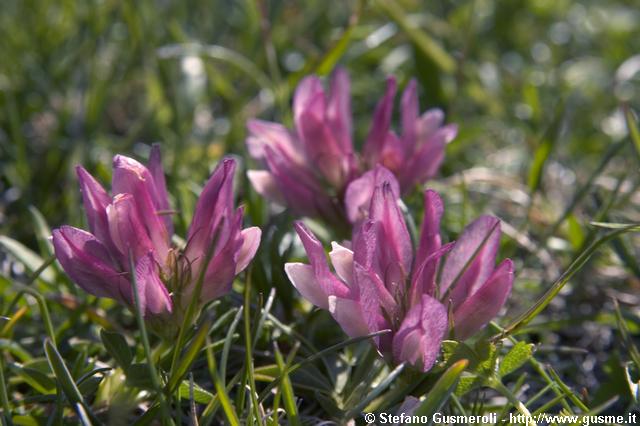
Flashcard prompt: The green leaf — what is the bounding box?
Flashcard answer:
[414,359,468,422]
[624,106,640,163]
[566,214,585,250]
[43,339,99,424]
[0,236,55,283]
[28,206,54,258]
[442,340,496,374]
[374,0,455,73]
[125,363,156,389]
[43,339,83,404]
[274,344,300,426]
[8,363,55,394]
[178,380,214,404]
[315,24,355,76]
[167,319,212,392]
[100,329,133,371]
[499,342,534,377]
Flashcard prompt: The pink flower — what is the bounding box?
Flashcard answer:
[284,172,513,371]
[52,146,261,329]
[246,69,457,227]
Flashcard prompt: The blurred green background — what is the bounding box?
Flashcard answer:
[2,0,638,239]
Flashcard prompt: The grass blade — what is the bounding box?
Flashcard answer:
[498,224,640,339]
[414,359,468,422]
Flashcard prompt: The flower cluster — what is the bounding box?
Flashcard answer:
[285,176,513,371]
[53,146,260,334]
[246,69,457,227]
[52,70,514,373]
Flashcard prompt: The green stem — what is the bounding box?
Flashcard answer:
[128,254,173,426]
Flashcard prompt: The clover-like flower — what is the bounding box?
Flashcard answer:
[285,173,512,371]
[246,69,457,228]
[52,146,261,334]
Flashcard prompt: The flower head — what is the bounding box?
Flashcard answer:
[284,172,512,371]
[247,69,457,228]
[53,146,261,334]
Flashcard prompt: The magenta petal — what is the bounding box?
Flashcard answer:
[246,119,303,164]
[364,76,397,165]
[344,165,400,224]
[284,263,329,309]
[379,132,405,173]
[352,220,383,275]
[415,190,444,268]
[294,77,350,188]
[293,76,325,127]
[235,227,261,274]
[247,170,285,205]
[417,109,445,140]
[440,215,501,309]
[397,129,447,193]
[401,79,419,153]
[369,183,412,274]
[198,218,244,303]
[326,68,353,152]
[453,259,514,340]
[263,146,337,221]
[328,296,369,337]
[293,222,350,299]
[392,294,447,372]
[76,167,113,249]
[186,158,235,263]
[354,263,397,330]
[106,194,156,264]
[112,155,169,262]
[409,242,454,306]
[134,253,172,316]
[148,144,173,236]
[52,226,129,302]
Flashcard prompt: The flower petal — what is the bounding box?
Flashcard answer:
[264,146,338,221]
[415,189,444,268]
[401,79,419,153]
[293,222,350,299]
[364,77,397,165]
[76,166,113,249]
[246,119,303,164]
[107,193,156,264]
[52,226,128,302]
[326,68,353,152]
[453,259,514,340]
[148,144,173,236]
[186,158,235,264]
[440,215,501,309]
[112,155,170,262]
[235,227,261,274]
[344,165,400,224]
[247,170,285,205]
[284,262,329,309]
[369,183,412,274]
[328,296,369,337]
[392,294,447,372]
[329,242,354,287]
[134,253,173,316]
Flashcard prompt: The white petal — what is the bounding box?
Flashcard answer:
[284,263,329,309]
[328,296,369,337]
[235,227,262,274]
[329,241,354,287]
